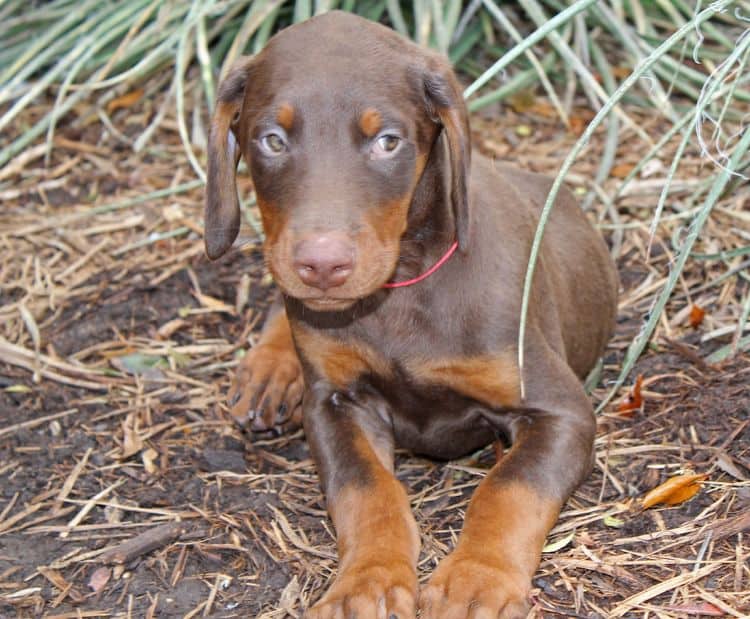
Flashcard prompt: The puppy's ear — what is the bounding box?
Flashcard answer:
[421,58,471,252]
[205,58,254,260]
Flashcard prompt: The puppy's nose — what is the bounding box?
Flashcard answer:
[293,234,354,291]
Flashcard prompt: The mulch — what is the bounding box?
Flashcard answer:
[1,87,749,618]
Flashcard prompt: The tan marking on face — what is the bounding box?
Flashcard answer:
[358,108,382,137]
[293,328,392,388]
[276,102,295,131]
[364,152,429,248]
[404,352,521,409]
[258,197,288,247]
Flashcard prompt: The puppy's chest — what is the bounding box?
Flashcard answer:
[295,326,521,411]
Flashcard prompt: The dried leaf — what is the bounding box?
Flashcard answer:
[715,451,747,481]
[569,117,586,136]
[542,532,574,553]
[279,575,301,613]
[111,353,166,378]
[106,89,144,113]
[662,602,724,616]
[641,473,708,508]
[617,374,644,416]
[88,566,111,593]
[515,124,532,137]
[507,90,536,113]
[612,66,631,79]
[528,101,558,118]
[121,412,144,460]
[689,304,706,328]
[603,515,625,528]
[157,318,187,339]
[611,163,636,179]
[142,447,159,475]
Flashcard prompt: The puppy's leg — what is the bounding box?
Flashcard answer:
[304,386,419,619]
[420,340,596,619]
[228,296,303,433]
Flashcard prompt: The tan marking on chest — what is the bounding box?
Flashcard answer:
[293,328,392,388]
[404,352,521,408]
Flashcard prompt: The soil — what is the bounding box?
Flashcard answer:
[1,92,749,618]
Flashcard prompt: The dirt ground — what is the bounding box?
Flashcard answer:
[1,88,749,618]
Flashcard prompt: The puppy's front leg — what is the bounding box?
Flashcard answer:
[229,298,304,433]
[304,386,419,619]
[420,342,596,619]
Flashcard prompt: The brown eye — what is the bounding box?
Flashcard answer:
[260,132,287,155]
[377,135,400,151]
[372,133,401,158]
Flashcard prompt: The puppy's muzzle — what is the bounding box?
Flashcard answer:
[293,233,355,291]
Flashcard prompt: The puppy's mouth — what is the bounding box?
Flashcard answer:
[299,296,358,312]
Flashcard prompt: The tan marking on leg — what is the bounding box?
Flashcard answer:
[309,433,419,617]
[228,309,303,429]
[358,107,381,137]
[276,102,295,131]
[420,481,560,618]
[405,352,521,408]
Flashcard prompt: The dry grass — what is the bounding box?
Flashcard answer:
[1,80,749,617]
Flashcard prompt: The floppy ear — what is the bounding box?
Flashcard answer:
[422,58,471,252]
[205,58,254,260]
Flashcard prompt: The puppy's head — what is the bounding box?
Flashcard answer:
[205,11,470,311]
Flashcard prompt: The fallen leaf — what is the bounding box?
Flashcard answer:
[569,116,587,135]
[641,473,708,509]
[142,447,159,475]
[88,566,111,594]
[612,66,631,79]
[120,412,144,460]
[515,124,532,137]
[157,318,187,339]
[279,575,301,613]
[542,532,574,553]
[111,353,166,378]
[507,90,537,113]
[603,515,625,528]
[617,374,644,416]
[611,163,636,179]
[688,304,706,328]
[528,101,558,118]
[662,601,724,616]
[715,451,748,480]
[106,89,144,114]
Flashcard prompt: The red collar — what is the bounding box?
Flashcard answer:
[382,241,458,289]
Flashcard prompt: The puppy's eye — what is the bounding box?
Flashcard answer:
[260,132,287,155]
[372,134,401,157]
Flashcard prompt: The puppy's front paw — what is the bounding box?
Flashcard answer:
[306,559,417,619]
[420,550,531,619]
[228,344,303,434]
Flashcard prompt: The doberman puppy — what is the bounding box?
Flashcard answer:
[205,11,618,619]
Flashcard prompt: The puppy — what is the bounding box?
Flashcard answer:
[205,11,618,619]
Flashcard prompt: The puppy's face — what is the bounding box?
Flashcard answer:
[205,12,470,311]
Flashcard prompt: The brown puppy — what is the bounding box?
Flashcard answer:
[205,11,618,619]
